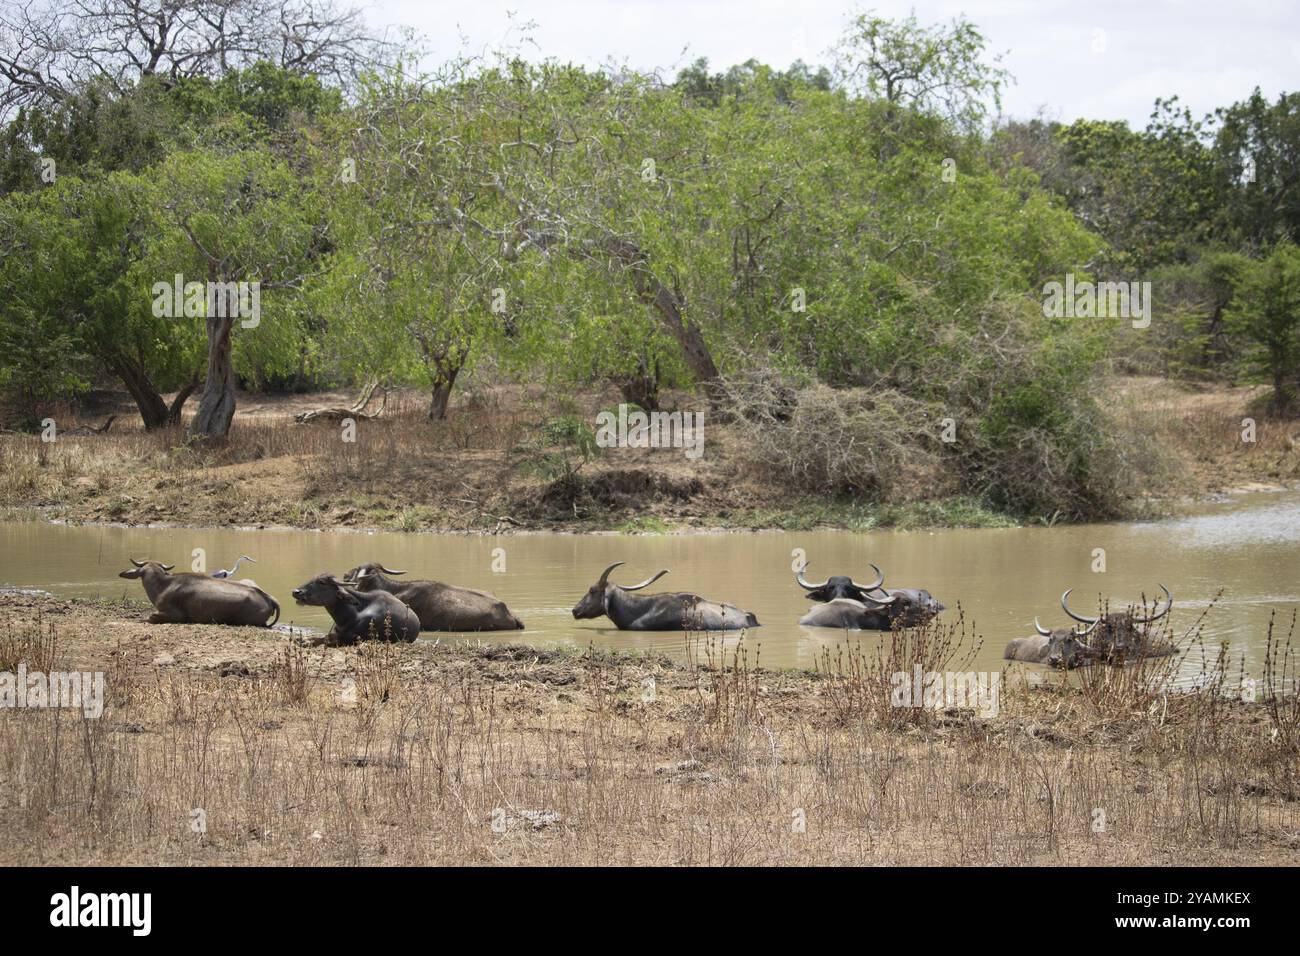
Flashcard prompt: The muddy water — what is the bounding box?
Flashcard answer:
[1,490,1296,678]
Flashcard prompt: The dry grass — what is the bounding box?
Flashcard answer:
[9,374,1292,534]
[0,613,60,673]
[0,594,1297,866]
[813,611,983,728]
[1262,610,1300,758]
[0,383,778,531]
[1112,376,1300,494]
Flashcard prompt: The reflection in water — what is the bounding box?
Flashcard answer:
[1,489,1296,677]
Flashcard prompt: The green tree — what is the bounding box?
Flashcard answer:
[833,11,1009,134]
[1212,89,1300,250]
[149,146,321,437]
[317,68,528,420]
[0,171,205,427]
[1227,242,1300,414]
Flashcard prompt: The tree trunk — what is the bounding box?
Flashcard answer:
[607,239,722,405]
[189,312,237,439]
[427,362,462,421]
[1270,356,1294,416]
[108,354,171,430]
[614,355,661,411]
[167,378,200,425]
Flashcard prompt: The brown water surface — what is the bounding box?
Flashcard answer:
[2,490,1296,678]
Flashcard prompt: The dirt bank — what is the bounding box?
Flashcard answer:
[1,593,1296,865]
[2,377,1297,535]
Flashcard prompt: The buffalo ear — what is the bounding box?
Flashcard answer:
[804,587,833,602]
[325,576,360,604]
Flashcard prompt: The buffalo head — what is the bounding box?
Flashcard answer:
[572,562,669,619]
[1031,585,1173,667]
[794,563,897,606]
[118,557,175,579]
[292,574,361,608]
[1031,615,1101,668]
[1060,584,1173,660]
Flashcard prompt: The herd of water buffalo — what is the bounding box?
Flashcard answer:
[117,556,1177,669]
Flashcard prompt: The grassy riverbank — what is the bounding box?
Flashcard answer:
[1,376,1296,535]
[1,593,1297,865]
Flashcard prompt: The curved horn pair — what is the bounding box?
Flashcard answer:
[131,558,174,570]
[1062,585,1173,625]
[795,563,886,591]
[596,562,669,591]
[796,563,885,592]
[795,563,897,605]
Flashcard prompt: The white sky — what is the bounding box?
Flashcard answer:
[362,0,1299,128]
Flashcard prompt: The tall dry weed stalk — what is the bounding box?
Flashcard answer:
[0,613,60,673]
[815,611,982,728]
[1262,610,1300,758]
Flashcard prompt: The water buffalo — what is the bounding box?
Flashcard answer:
[291,574,421,646]
[1060,584,1176,663]
[1003,622,1097,668]
[795,564,945,629]
[796,564,897,628]
[119,558,280,627]
[571,562,759,631]
[342,563,524,631]
[1004,586,1176,668]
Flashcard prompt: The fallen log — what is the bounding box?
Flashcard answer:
[67,415,117,435]
[295,382,389,424]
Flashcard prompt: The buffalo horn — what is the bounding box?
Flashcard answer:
[795,563,827,590]
[596,562,625,588]
[620,569,669,591]
[856,563,887,593]
[1132,585,1173,624]
[1060,588,1099,626]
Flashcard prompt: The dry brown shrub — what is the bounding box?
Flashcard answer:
[718,368,950,502]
